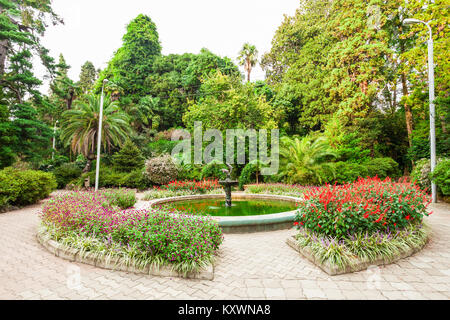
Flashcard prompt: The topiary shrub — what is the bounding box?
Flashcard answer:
[112,139,145,172]
[53,163,82,189]
[200,160,227,180]
[429,159,450,196]
[0,168,57,208]
[144,154,179,185]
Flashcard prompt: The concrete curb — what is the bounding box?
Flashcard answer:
[36,231,214,280]
[286,230,430,276]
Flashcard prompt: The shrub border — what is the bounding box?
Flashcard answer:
[36,229,214,280]
[286,226,431,276]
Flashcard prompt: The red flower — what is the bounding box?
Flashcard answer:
[293,222,299,226]
[405,215,410,220]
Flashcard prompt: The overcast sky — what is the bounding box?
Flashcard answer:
[36,0,300,93]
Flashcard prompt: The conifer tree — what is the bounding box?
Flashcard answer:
[112,139,145,172]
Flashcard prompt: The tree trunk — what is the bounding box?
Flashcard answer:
[83,153,96,173]
[0,39,8,75]
[401,73,413,148]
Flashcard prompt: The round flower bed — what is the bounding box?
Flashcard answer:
[291,177,432,272]
[39,191,223,275]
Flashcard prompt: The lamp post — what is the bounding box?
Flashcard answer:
[95,79,108,192]
[403,18,437,203]
[52,120,58,160]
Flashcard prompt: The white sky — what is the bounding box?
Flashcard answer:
[36,0,300,93]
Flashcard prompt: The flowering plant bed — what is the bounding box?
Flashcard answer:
[287,223,430,275]
[289,177,432,274]
[143,179,223,200]
[244,183,316,197]
[39,191,223,276]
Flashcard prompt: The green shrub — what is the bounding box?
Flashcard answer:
[178,163,203,181]
[411,158,447,191]
[53,163,82,189]
[327,162,368,184]
[320,158,399,185]
[39,155,69,172]
[148,139,178,156]
[78,167,150,190]
[0,168,57,208]
[238,161,266,190]
[364,157,400,179]
[429,159,450,196]
[144,154,179,185]
[112,139,145,172]
[200,160,227,180]
[101,189,137,209]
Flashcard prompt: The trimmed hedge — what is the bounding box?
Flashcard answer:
[0,167,57,209]
[78,167,150,190]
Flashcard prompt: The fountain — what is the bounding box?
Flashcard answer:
[218,164,239,207]
[149,164,301,233]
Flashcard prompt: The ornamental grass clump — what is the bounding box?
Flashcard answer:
[295,177,432,238]
[40,190,223,274]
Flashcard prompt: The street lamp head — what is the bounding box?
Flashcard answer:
[403,18,423,25]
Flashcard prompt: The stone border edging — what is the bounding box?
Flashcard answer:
[286,230,430,276]
[36,231,214,280]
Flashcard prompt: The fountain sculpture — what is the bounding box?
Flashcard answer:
[218,164,239,207]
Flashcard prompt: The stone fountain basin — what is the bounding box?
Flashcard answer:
[148,193,301,233]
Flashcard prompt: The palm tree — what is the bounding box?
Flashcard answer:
[238,43,258,82]
[279,135,338,185]
[60,94,131,172]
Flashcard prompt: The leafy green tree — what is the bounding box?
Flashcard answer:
[238,43,258,82]
[60,94,131,172]
[97,14,161,99]
[143,50,241,130]
[79,61,97,94]
[278,135,337,185]
[112,139,145,172]
[183,71,278,131]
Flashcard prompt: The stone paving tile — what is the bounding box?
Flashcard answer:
[0,200,449,300]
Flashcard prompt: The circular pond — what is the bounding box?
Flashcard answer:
[149,194,301,233]
[163,198,297,217]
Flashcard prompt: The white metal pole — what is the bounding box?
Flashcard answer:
[52,121,57,160]
[427,29,437,203]
[403,18,437,203]
[95,82,106,191]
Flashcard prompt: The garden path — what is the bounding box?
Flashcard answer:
[1,197,449,300]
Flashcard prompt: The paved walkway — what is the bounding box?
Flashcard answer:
[0,197,449,300]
